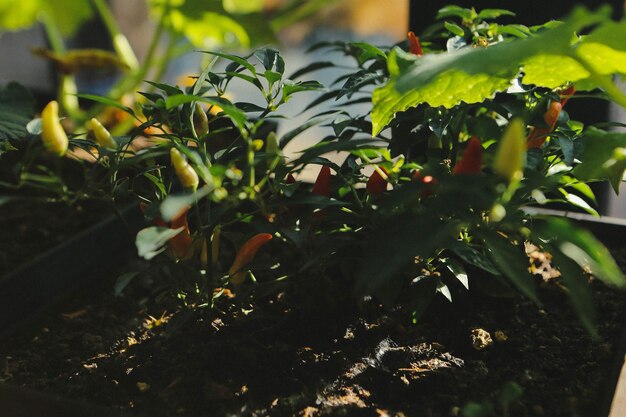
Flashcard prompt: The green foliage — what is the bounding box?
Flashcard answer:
[2,4,626,335]
[371,7,626,135]
[0,0,92,36]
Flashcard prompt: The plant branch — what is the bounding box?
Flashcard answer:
[91,0,139,71]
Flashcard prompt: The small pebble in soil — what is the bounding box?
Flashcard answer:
[136,381,150,392]
[494,330,508,342]
[470,328,493,350]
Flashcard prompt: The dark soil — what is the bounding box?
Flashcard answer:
[0,199,112,275]
[1,248,625,417]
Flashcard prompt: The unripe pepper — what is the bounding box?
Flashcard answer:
[170,147,199,191]
[366,167,388,195]
[89,118,117,149]
[193,103,209,138]
[452,137,483,175]
[265,132,280,155]
[229,233,273,285]
[312,165,332,197]
[408,31,424,56]
[494,118,526,182]
[41,101,68,157]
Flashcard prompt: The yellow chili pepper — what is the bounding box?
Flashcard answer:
[170,148,199,191]
[493,118,526,182]
[88,118,117,149]
[41,101,68,157]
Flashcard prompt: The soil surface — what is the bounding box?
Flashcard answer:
[1,251,625,417]
[0,199,113,275]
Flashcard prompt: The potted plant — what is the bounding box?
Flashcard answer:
[1,4,626,416]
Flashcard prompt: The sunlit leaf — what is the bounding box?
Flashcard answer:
[136,227,182,260]
[537,217,626,288]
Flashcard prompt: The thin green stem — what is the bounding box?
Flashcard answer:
[91,0,139,71]
[40,11,85,119]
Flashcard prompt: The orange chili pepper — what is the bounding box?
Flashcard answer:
[527,86,574,150]
[228,233,273,285]
[168,206,194,260]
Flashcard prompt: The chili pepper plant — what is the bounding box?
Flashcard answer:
[3,4,626,334]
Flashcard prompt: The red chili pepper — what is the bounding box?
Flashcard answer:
[452,137,483,175]
[286,174,296,184]
[312,165,332,197]
[366,167,388,196]
[412,171,437,198]
[527,101,562,149]
[408,31,424,56]
[229,233,273,285]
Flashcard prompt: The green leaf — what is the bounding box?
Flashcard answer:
[202,51,257,75]
[558,188,599,216]
[537,217,626,288]
[356,214,455,295]
[573,128,626,193]
[222,0,262,14]
[136,226,182,260]
[436,5,472,20]
[156,0,250,48]
[481,229,539,303]
[160,186,213,221]
[444,21,465,37]
[44,0,93,37]
[0,82,35,142]
[0,0,92,36]
[279,110,343,147]
[371,7,615,135]
[0,0,39,32]
[477,9,516,20]
[78,93,136,118]
[289,61,336,80]
[450,243,499,275]
[114,272,139,297]
[281,80,324,103]
[546,244,598,337]
[443,257,469,289]
[164,94,248,132]
[254,47,284,73]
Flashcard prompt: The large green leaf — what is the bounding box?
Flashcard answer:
[546,244,598,337]
[0,0,92,36]
[222,0,263,14]
[0,0,39,32]
[0,82,35,142]
[371,7,622,135]
[572,128,626,193]
[151,0,249,48]
[537,217,626,288]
